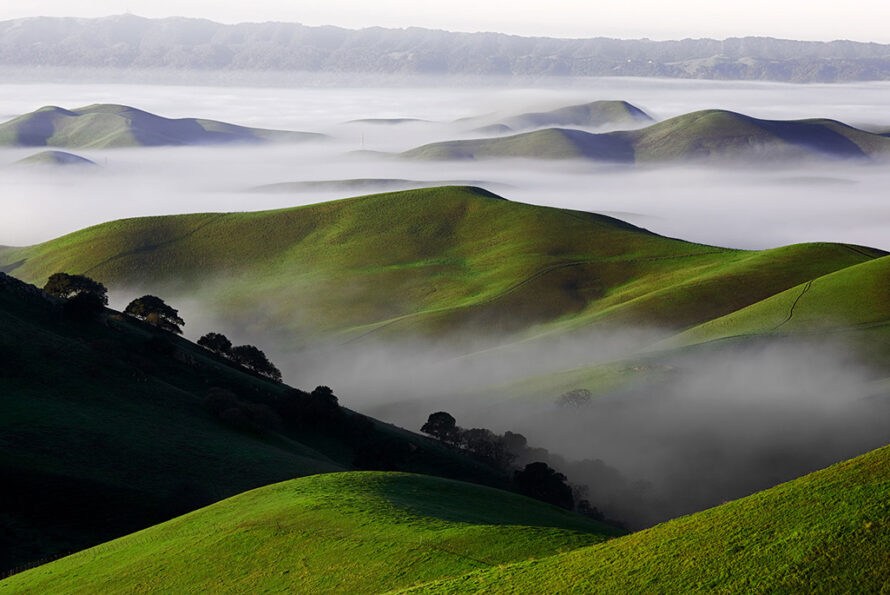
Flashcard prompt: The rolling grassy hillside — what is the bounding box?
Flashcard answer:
[1,186,883,352]
[0,472,622,593]
[0,104,322,149]
[403,109,890,162]
[665,254,890,364]
[0,272,507,574]
[402,443,890,593]
[12,150,97,167]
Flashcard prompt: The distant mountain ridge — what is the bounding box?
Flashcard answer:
[3,15,890,82]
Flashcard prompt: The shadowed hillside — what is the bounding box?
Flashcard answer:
[0,272,508,574]
[0,104,323,149]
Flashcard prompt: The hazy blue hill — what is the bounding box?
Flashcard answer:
[402,128,636,161]
[347,118,431,125]
[0,104,323,149]
[499,100,653,131]
[402,109,890,163]
[3,15,890,82]
[626,109,890,162]
[13,150,97,167]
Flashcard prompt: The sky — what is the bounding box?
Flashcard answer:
[1,0,889,43]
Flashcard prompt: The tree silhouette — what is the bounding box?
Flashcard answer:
[197,332,232,357]
[44,272,108,304]
[231,344,282,382]
[124,295,185,334]
[421,411,459,444]
[514,462,574,510]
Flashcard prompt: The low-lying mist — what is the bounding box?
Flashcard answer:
[8,73,890,528]
[298,333,890,528]
[135,286,890,529]
[3,76,890,250]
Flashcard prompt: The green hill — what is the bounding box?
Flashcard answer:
[499,100,653,131]
[400,447,890,593]
[0,104,323,149]
[403,109,890,162]
[402,128,635,161]
[665,254,890,365]
[12,150,97,167]
[0,272,506,574]
[401,443,890,593]
[0,187,883,352]
[0,472,622,593]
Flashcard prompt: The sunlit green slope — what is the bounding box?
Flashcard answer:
[0,472,622,594]
[402,444,890,593]
[1,187,881,348]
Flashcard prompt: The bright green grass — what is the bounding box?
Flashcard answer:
[2,186,881,351]
[666,254,890,366]
[0,472,623,594]
[401,444,890,593]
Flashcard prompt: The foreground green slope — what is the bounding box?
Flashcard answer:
[403,444,890,593]
[0,273,506,574]
[0,104,322,148]
[403,109,890,162]
[1,187,882,349]
[0,473,622,594]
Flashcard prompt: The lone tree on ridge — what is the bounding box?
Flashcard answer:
[124,295,185,334]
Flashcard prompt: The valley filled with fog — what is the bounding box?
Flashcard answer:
[3,72,890,529]
[2,74,890,250]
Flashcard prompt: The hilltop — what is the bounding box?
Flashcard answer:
[403,110,890,163]
[469,100,653,133]
[1,186,884,349]
[12,150,97,167]
[0,104,323,149]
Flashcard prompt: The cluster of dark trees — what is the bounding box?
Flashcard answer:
[197,332,282,382]
[421,411,576,512]
[42,272,283,383]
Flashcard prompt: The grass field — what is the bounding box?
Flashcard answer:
[401,444,890,593]
[0,472,623,594]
